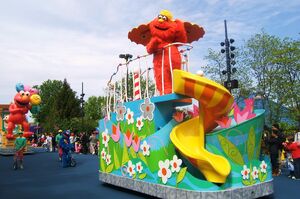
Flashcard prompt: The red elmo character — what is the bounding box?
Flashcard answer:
[6,89,36,139]
[129,10,205,95]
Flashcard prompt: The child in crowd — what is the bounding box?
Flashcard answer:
[283,133,300,180]
[13,132,27,170]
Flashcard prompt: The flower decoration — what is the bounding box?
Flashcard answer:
[101,148,106,160]
[234,104,249,124]
[158,159,172,184]
[244,98,254,113]
[116,102,126,121]
[112,123,120,142]
[102,129,110,148]
[216,116,232,128]
[136,162,143,174]
[136,116,144,131]
[173,111,184,122]
[170,155,182,173]
[260,161,267,173]
[125,108,134,125]
[132,135,141,153]
[187,104,199,118]
[124,130,133,147]
[241,165,251,180]
[127,160,136,177]
[251,166,259,180]
[105,153,111,165]
[140,98,155,121]
[140,140,150,156]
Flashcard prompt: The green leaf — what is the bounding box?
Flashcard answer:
[247,127,256,161]
[121,142,129,165]
[138,173,147,180]
[217,135,245,166]
[129,147,137,158]
[138,152,148,166]
[114,148,120,169]
[106,163,114,173]
[259,171,267,182]
[176,167,187,184]
[100,157,105,172]
[242,179,252,186]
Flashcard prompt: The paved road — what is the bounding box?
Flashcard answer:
[0,152,298,199]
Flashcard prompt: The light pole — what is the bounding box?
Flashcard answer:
[220,20,238,93]
[80,82,85,131]
[119,54,133,101]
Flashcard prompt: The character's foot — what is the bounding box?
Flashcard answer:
[6,134,15,139]
[23,132,33,138]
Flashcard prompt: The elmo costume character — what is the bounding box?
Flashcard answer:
[128,10,205,95]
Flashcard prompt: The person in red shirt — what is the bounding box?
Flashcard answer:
[283,134,300,180]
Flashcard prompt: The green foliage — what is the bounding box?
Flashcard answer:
[176,167,187,185]
[84,96,106,121]
[204,31,300,128]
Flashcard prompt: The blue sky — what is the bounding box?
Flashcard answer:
[0,0,299,103]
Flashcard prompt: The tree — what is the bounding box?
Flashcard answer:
[35,79,81,132]
[203,48,253,99]
[84,96,106,121]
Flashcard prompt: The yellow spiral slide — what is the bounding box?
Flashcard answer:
[170,70,234,183]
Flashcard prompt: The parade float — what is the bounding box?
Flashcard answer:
[98,10,273,198]
[0,83,41,155]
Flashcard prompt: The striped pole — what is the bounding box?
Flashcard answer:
[133,67,141,100]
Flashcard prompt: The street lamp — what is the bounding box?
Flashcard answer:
[80,82,85,131]
[119,54,133,101]
[220,20,238,93]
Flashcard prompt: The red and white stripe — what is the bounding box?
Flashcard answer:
[133,68,141,100]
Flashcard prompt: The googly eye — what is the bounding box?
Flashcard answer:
[25,91,30,96]
[158,15,163,20]
[162,16,167,21]
[19,91,25,96]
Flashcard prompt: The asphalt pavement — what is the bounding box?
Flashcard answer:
[0,152,298,199]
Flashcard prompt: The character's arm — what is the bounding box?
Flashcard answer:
[9,104,23,113]
[146,37,162,54]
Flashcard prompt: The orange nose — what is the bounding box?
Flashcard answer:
[158,18,164,23]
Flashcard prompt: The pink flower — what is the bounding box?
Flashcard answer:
[216,116,232,128]
[244,98,254,112]
[132,135,141,153]
[124,130,133,147]
[111,123,120,142]
[191,104,199,117]
[234,104,249,124]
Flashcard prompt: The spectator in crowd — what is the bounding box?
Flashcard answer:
[51,133,56,152]
[69,132,75,151]
[89,131,98,155]
[268,123,285,176]
[80,132,89,154]
[283,132,300,180]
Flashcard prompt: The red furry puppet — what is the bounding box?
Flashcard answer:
[128,10,205,95]
[6,83,41,139]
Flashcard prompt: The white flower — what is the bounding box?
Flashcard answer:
[260,160,267,173]
[126,108,134,125]
[136,116,144,131]
[251,166,259,179]
[170,155,182,173]
[140,140,150,156]
[101,148,106,160]
[158,159,172,184]
[105,154,111,165]
[127,160,136,177]
[136,162,143,174]
[102,129,110,148]
[241,165,251,180]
